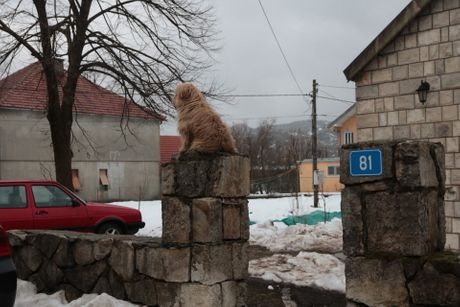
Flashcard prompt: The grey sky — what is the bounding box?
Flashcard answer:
[161,0,411,135]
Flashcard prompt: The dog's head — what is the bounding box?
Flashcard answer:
[173,83,202,109]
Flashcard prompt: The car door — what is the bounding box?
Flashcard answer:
[0,184,33,230]
[31,184,90,231]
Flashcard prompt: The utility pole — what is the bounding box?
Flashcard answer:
[311,79,319,208]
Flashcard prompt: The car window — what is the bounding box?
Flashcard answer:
[32,185,73,208]
[0,186,27,209]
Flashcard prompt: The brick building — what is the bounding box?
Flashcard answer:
[344,0,460,249]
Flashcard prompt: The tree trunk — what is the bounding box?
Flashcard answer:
[49,118,73,190]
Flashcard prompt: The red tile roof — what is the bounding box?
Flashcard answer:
[160,136,182,164]
[0,62,164,120]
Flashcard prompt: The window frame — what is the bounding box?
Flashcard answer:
[0,185,28,209]
[344,131,354,145]
[327,165,340,176]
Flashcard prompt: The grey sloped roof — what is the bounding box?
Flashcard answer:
[327,103,356,131]
[344,0,433,81]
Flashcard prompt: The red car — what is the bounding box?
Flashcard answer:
[0,180,145,235]
[0,224,16,307]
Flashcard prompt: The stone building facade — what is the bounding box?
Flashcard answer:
[344,0,460,250]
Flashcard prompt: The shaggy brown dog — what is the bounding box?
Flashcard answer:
[173,83,238,154]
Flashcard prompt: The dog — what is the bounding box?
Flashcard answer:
[173,83,238,154]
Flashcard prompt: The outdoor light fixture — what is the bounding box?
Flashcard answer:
[416,80,430,104]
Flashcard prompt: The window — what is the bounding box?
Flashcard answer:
[0,186,27,208]
[32,185,73,208]
[99,169,109,191]
[344,131,354,145]
[327,166,340,176]
[72,169,81,191]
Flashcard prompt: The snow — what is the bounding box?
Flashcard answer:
[250,219,343,253]
[249,252,345,293]
[15,279,139,307]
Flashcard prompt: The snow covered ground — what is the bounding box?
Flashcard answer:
[14,193,344,306]
[15,279,139,307]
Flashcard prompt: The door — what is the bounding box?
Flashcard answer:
[0,184,33,230]
[31,184,89,231]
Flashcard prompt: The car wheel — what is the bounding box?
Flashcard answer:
[97,222,124,235]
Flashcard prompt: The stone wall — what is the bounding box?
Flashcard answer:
[341,140,460,306]
[9,153,250,306]
[354,0,460,250]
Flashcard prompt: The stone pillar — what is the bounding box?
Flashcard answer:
[161,152,250,307]
[340,140,456,306]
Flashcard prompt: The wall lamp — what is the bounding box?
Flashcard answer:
[416,80,430,104]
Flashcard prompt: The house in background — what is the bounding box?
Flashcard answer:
[298,157,342,193]
[0,62,163,201]
[328,104,357,146]
[344,0,460,249]
[160,136,182,164]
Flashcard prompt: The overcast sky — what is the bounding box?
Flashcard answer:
[161,0,412,135]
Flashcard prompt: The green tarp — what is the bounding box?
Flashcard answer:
[249,210,342,226]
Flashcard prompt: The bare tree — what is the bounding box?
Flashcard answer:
[0,0,217,189]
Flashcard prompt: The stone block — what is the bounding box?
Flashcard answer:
[378,82,399,97]
[356,85,378,100]
[180,283,222,307]
[124,279,157,306]
[136,246,190,282]
[167,154,250,198]
[161,163,176,195]
[192,198,222,243]
[409,63,424,77]
[340,142,394,185]
[356,114,379,128]
[240,200,250,240]
[426,106,442,122]
[211,155,250,197]
[223,205,241,240]
[406,109,425,123]
[373,126,392,141]
[346,258,409,307]
[65,261,107,292]
[162,197,190,244]
[364,190,443,256]
[372,69,392,84]
[109,241,135,281]
[341,187,364,256]
[394,95,414,110]
[232,242,248,280]
[53,240,75,268]
[443,105,459,121]
[394,141,440,188]
[450,24,460,41]
[442,72,460,89]
[398,48,420,65]
[434,11,450,27]
[73,239,94,266]
[93,238,113,261]
[357,99,375,114]
[435,122,453,137]
[394,125,410,139]
[408,262,460,306]
[19,245,42,272]
[393,65,408,80]
[440,42,453,58]
[418,29,441,46]
[191,244,233,285]
[156,282,181,307]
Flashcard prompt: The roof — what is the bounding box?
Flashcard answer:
[328,104,356,131]
[160,135,182,164]
[0,62,164,120]
[344,0,433,81]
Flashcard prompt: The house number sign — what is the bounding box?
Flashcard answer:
[349,149,383,176]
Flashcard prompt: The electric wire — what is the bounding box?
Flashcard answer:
[257,0,306,99]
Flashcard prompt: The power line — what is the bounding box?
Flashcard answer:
[220,93,307,98]
[257,0,305,97]
[317,95,355,105]
[319,84,355,90]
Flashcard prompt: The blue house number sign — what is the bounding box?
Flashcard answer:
[349,149,383,176]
